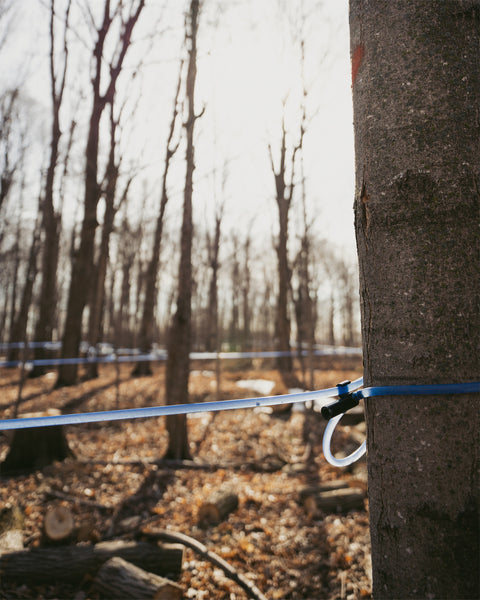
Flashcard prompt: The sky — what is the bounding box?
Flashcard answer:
[3,0,357,258]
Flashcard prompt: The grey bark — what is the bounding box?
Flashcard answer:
[350,1,479,598]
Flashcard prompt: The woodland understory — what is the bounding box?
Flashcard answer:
[0,357,371,600]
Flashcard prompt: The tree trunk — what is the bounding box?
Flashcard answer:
[229,234,240,350]
[133,59,183,376]
[275,194,293,373]
[205,210,221,352]
[0,423,74,476]
[86,105,120,380]
[350,2,479,598]
[31,0,70,378]
[7,211,40,361]
[57,0,144,387]
[164,0,200,460]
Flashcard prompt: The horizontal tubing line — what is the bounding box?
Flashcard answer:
[356,381,480,399]
[0,378,365,431]
[0,348,362,369]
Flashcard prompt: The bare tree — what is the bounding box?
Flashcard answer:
[133,58,183,376]
[227,233,241,350]
[0,88,21,214]
[204,204,223,352]
[31,0,71,377]
[7,203,41,363]
[164,0,202,460]
[86,104,133,379]
[292,187,317,388]
[57,0,145,387]
[240,233,252,349]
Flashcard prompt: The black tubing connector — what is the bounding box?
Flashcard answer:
[321,381,359,420]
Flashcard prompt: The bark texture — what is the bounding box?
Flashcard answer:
[350,1,479,598]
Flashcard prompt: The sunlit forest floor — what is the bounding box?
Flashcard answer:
[0,358,371,599]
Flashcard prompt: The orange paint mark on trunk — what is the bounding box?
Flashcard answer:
[352,44,365,86]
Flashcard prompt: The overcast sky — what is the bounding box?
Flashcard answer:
[3,0,356,257]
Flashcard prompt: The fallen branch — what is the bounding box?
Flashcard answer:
[78,457,286,473]
[300,486,366,514]
[142,527,267,600]
[44,488,112,511]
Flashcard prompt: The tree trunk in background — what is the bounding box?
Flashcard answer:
[269,121,294,374]
[205,210,222,352]
[350,1,479,598]
[31,0,70,378]
[57,0,144,387]
[241,234,251,349]
[164,0,200,460]
[86,105,125,380]
[228,234,240,350]
[7,210,40,359]
[133,59,183,376]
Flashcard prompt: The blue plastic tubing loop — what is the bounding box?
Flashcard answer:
[322,381,480,468]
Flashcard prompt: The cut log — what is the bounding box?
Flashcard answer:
[94,540,183,577]
[0,540,183,583]
[44,505,74,543]
[92,556,183,599]
[300,486,366,514]
[198,488,239,527]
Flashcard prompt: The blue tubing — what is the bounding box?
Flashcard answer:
[323,381,480,467]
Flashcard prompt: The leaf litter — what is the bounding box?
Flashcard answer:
[0,360,371,599]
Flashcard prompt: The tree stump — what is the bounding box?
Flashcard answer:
[0,411,74,475]
[198,488,239,527]
[92,556,183,599]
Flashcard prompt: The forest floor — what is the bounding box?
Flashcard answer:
[0,356,371,600]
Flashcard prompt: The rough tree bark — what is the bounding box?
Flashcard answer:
[164,0,201,460]
[350,1,479,598]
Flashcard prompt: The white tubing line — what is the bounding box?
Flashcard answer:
[0,378,364,431]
